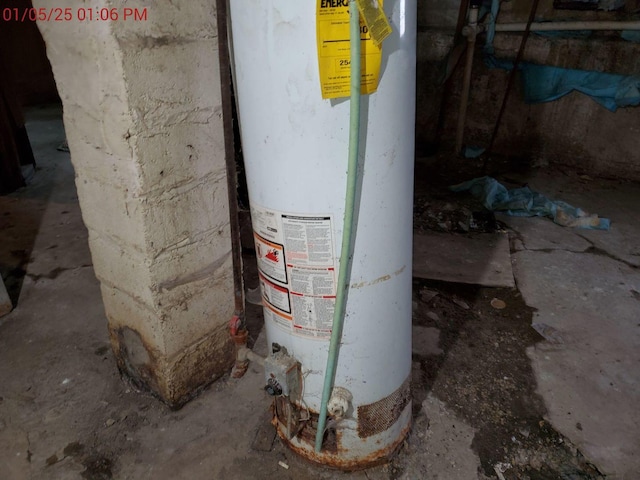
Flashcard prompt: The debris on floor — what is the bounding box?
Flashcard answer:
[56,139,70,152]
[414,198,501,234]
[531,323,565,345]
[490,297,507,310]
[450,176,611,230]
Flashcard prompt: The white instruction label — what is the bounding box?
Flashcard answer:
[251,204,337,339]
[282,215,334,267]
[259,274,291,314]
[290,266,336,297]
[291,294,334,337]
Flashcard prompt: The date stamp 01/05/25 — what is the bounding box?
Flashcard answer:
[2,7,148,23]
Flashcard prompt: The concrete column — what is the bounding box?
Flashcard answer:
[35,0,236,407]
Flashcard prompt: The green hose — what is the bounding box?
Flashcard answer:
[314,3,362,453]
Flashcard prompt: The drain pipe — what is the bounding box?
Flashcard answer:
[216,0,246,332]
[314,3,362,453]
[229,316,266,377]
[455,1,481,155]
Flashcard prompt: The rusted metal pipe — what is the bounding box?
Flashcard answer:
[216,0,245,328]
[229,316,265,378]
[237,346,265,366]
[485,0,542,167]
[455,4,480,155]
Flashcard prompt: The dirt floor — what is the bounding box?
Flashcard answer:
[390,156,608,480]
[403,281,603,480]
[1,107,639,479]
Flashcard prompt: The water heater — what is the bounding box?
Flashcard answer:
[228,0,416,469]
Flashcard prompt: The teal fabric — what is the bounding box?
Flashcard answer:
[485,56,640,112]
[450,176,611,230]
[521,64,640,111]
[621,30,640,43]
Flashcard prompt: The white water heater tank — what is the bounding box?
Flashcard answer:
[229,0,417,469]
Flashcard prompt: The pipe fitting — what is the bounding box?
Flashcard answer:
[232,345,266,378]
[230,323,266,379]
[238,345,265,366]
[230,328,250,378]
[327,386,353,419]
[462,5,481,39]
[229,315,266,378]
[462,23,485,39]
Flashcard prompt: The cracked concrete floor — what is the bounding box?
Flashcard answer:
[1,107,639,479]
[498,172,640,479]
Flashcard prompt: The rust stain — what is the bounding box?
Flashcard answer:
[279,420,411,471]
[167,326,235,408]
[110,323,234,409]
[110,326,162,398]
[350,265,406,290]
[358,376,411,439]
[273,400,412,471]
[292,409,338,454]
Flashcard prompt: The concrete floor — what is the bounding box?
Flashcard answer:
[1,107,639,479]
[500,172,640,479]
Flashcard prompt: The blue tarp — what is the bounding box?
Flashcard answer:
[486,56,640,112]
[621,30,640,43]
[481,0,501,55]
[520,64,640,111]
[481,0,640,111]
[450,176,610,230]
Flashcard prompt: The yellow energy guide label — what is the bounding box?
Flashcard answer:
[316,0,389,99]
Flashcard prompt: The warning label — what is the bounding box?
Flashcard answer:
[260,274,291,314]
[251,203,337,339]
[316,0,385,99]
[264,303,292,331]
[255,234,286,284]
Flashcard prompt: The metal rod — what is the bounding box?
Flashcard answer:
[433,0,471,151]
[216,0,245,323]
[495,20,640,31]
[485,0,542,167]
[455,5,479,155]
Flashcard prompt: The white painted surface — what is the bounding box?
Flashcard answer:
[230,0,417,465]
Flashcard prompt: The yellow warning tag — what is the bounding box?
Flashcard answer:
[355,0,392,47]
[316,0,384,99]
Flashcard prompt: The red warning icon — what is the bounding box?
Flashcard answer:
[265,249,279,263]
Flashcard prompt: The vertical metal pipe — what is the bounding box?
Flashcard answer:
[485,0,542,162]
[215,0,245,322]
[455,5,479,155]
